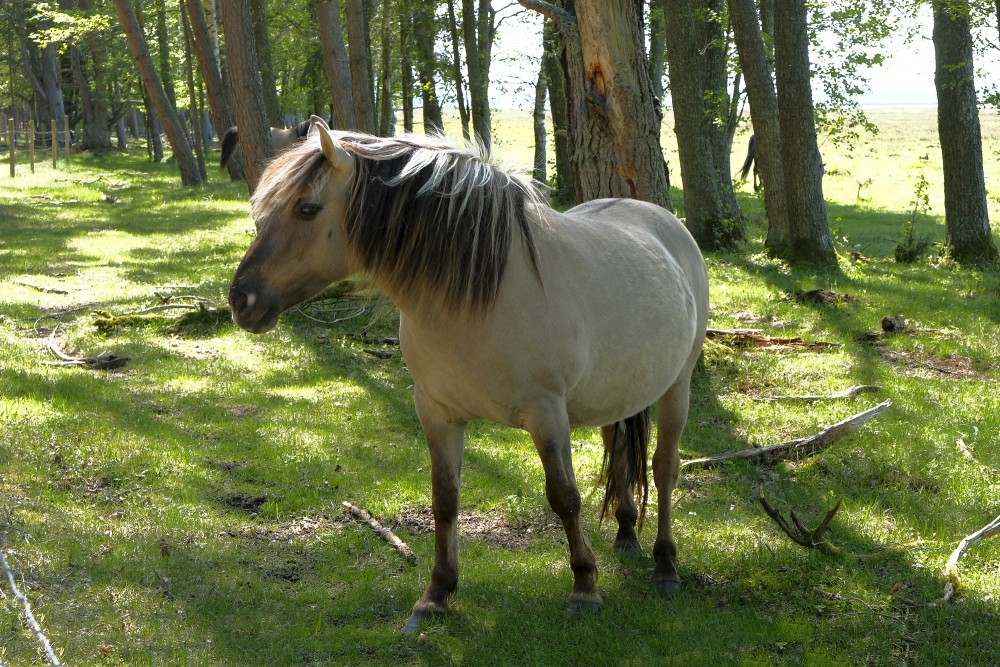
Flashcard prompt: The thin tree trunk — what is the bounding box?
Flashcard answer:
[446,0,470,139]
[772,0,834,263]
[217,0,273,192]
[729,0,789,250]
[414,0,443,134]
[932,0,998,265]
[532,65,547,184]
[399,5,413,133]
[155,0,177,107]
[345,0,376,133]
[647,3,665,104]
[317,0,357,130]
[250,0,281,126]
[543,18,572,204]
[115,0,202,184]
[182,0,207,179]
[377,0,394,136]
[462,0,493,147]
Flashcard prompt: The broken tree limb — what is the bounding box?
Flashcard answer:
[941,512,1000,602]
[681,399,892,472]
[1,549,63,667]
[45,324,129,370]
[758,489,843,555]
[753,385,881,402]
[706,328,837,350]
[342,501,416,563]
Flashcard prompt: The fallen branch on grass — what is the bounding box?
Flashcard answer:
[1,550,63,667]
[758,489,843,555]
[680,399,892,472]
[940,513,1000,603]
[45,324,129,370]
[706,328,837,350]
[12,279,68,295]
[753,385,881,402]
[342,501,416,563]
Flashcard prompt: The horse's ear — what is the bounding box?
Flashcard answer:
[309,115,330,132]
[316,124,353,177]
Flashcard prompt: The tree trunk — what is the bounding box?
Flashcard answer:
[115,0,202,184]
[155,0,177,108]
[250,0,281,126]
[521,0,671,210]
[377,0,394,136]
[185,0,243,179]
[932,0,998,265]
[772,0,834,264]
[462,0,494,147]
[414,0,444,134]
[446,0,471,139]
[543,19,572,204]
[532,65,547,184]
[646,2,665,104]
[729,0,789,248]
[399,6,414,133]
[181,0,208,179]
[345,0,376,133]
[663,0,741,249]
[317,0,357,131]
[217,0,273,192]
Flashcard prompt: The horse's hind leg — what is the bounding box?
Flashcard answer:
[529,407,601,612]
[652,373,693,596]
[601,424,641,557]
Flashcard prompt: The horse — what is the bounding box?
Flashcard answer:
[737,133,825,192]
[228,116,709,633]
[218,119,312,171]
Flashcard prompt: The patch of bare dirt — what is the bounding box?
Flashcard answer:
[222,514,345,542]
[395,507,561,550]
[786,289,856,305]
[876,348,986,379]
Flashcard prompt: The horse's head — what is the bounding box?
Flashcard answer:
[229,117,356,334]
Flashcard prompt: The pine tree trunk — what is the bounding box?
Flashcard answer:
[446,0,471,139]
[250,0,281,126]
[729,0,789,248]
[532,66,547,184]
[399,7,413,133]
[543,19,572,204]
[414,0,443,134]
[115,0,202,184]
[933,0,998,265]
[345,0,376,133]
[772,0,834,264]
[181,0,207,180]
[155,0,177,108]
[377,0,394,136]
[462,0,492,147]
[216,0,273,192]
[317,0,357,130]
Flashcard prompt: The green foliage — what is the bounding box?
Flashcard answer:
[894,173,934,263]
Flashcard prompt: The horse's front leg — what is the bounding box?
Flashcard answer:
[528,406,601,612]
[403,389,465,634]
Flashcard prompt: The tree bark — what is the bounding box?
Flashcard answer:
[932,0,998,266]
[345,0,376,133]
[185,0,243,179]
[446,0,471,139]
[155,0,177,107]
[462,0,494,147]
[772,0,835,264]
[543,18,573,204]
[250,0,281,126]
[377,0,394,136]
[729,0,790,249]
[663,0,741,249]
[181,0,208,179]
[646,3,665,104]
[399,6,414,133]
[217,0,273,192]
[532,65,547,184]
[114,0,202,184]
[413,0,444,134]
[317,0,357,130]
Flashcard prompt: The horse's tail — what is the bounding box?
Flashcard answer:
[599,407,651,530]
[738,134,757,181]
[219,126,239,171]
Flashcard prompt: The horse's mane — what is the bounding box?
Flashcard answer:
[252,131,545,314]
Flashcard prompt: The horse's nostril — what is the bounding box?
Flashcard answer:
[230,287,247,311]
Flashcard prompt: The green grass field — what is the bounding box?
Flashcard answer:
[1,110,999,666]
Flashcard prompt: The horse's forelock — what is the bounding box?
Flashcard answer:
[250,141,329,223]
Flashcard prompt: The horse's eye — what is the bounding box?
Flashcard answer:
[297,203,322,219]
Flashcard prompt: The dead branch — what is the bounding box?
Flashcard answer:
[754,385,881,402]
[11,279,68,295]
[342,501,416,563]
[706,328,837,350]
[45,324,129,371]
[941,513,1000,602]
[681,399,892,472]
[758,489,843,555]
[1,550,63,666]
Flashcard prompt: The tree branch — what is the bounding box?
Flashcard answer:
[681,399,892,471]
[1,550,63,666]
[753,385,881,402]
[942,513,1000,602]
[758,489,843,555]
[342,501,416,563]
[517,0,575,28]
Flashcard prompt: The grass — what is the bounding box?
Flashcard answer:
[1,110,999,666]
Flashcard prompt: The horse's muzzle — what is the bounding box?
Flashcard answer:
[229,272,281,334]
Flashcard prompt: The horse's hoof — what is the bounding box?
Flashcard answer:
[614,541,642,559]
[567,592,603,615]
[654,579,681,596]
[401,606,445,634]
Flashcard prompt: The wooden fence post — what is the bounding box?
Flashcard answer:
[52,119,57,168]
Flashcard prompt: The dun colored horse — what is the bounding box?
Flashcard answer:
[229,117,709,632]
[218,119,312,171]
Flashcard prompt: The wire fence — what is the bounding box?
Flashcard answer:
[1,118,74,176]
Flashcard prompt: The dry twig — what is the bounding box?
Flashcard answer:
[1,550,63,666]
[681,399,892,471]
[45,325,129,370]
[11,279,68,295]
[342,501,417,563]
[753,385,881,402]
[706,328,836,350]
[941,513,1000,602]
